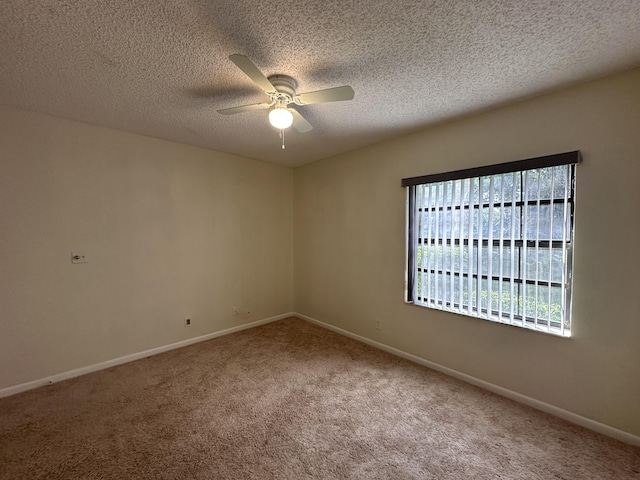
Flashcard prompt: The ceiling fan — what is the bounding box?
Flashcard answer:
[217,54,355,141]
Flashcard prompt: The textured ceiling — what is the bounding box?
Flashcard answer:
[1,1,640,167]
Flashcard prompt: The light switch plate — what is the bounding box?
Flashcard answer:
[71,251,88,264]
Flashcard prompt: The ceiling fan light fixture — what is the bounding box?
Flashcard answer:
[269,107,293,129]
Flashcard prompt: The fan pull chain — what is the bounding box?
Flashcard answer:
[281,128,286,149]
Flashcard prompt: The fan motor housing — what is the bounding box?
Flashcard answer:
[268,74,297,97]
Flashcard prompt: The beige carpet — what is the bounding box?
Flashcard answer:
[1,317,638,479]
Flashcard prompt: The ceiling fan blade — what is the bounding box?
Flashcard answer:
[217,102,272,115]
[291,109,313,133]
[294,85,354,105]
[229,54,277,94]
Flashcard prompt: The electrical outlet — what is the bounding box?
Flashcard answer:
[233,306,250,316]
[375,320,381,331]
[185,318,191,327]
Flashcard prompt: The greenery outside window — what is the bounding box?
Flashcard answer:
[403,151,581,337]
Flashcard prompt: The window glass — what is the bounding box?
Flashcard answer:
[406,161,577,337]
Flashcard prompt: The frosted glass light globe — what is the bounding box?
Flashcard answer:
[269,107,293,129]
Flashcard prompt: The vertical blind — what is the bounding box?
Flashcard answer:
[403,151,581,336]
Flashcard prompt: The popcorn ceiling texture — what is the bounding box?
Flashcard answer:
[1,0,640,166]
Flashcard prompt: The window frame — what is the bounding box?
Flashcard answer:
[403,151,581,337]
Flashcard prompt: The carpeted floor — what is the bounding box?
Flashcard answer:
[1,317,639,479]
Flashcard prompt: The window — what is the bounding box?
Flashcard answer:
[403,151,580,337]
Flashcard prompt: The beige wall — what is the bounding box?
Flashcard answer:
[2,68,639,438]
[294,68,640,436]
[0,105,293,390]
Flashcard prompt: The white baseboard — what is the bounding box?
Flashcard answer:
[295,312,640,447]
[0,312,294,399]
